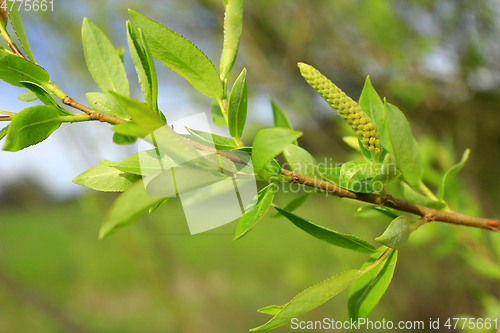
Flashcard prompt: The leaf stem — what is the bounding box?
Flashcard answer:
[0,23,26,59]
[418,181,439,201]
[45,82,126,124]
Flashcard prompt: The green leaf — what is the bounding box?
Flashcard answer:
[112,149,178,175]
[99,180,166,239]
[211,99,227,126]
[401,181,446,210]
[86,92,129,119]
[274,206,376,254]
[113,132,137,145]
[343,136,361,153]
[73,160,141,192]
[234,184,275,240]
[127,21,158,114]
[375,216,413,249]
[82,18,130,96]
[257,305,284,316]
[6,2,36,63]
[3,105,64,151]
[348,248,398,322]
[112,121,149,138]
[115,47,124,63]
[228,68,247,140]
[370,153,400,185]
[0,47,49,87]
[271,192,311,218]
[317,166,341,186]
[252,127,302,175]
[437,148,470,200]
[282,144,321,178]
[270,96,294,133]
[385,102,422,187]
[129,10,223,100]
[149,198,169,214]
[340,161,379,193]
[355,205,400,220]
[184,127,237,150]
[0,125,8,140]
[219,0,243,81]
[110,92,165,132]
[251,269,362,331]
[20,81,68,113]
[17,90,38,102]
[359,76,391,152]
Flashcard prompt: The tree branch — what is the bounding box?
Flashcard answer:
[281,169,500,232]
[179,138,499,232]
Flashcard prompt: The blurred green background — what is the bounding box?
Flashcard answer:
[1,0,500,332]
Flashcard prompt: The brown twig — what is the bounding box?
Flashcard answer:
[281,169,500,232]
[61,96,126,124]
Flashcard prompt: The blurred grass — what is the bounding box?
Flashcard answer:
[0,186,497,332]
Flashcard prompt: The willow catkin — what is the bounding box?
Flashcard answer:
[298,62,382,156]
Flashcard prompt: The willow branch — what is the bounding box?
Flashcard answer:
[178,137,499,232]
[281,169,500,232]
[61,96,126,124]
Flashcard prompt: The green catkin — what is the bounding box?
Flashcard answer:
[298,62,382,157]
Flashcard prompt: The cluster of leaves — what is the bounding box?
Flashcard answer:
[0,0,478,330]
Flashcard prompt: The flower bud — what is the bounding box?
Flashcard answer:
[298,62,381,156]
[0,1,7,30]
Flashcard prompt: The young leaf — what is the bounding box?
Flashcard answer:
[359,76,391,152]
[112,149,178,175]
[17,90,38,102]
[112,121,150,138]
[82,18,130,96]
[252,127,302,175]
[219,0,243,81]
[317,166,342,186]
[3,105,65,151]
[211,99,227,127]
[401,181,446,210]
[282,144,321,178]
[348,248,398,322]
[271,192,311,218]
[0,47,49,87]
[113,133,137,145]
[270,96,294,132]
[251,269,362,331]
[355,205,400,220]
[184,127,237,150]
[110,92,165,132]
[437,148,470,200]
[257,305,284,316]
[127,21,157,114]
[340,161,379,193]
[6,2,36,63]
[375,216,412,249]
[274,206,376,254]
[99,180,166,239]
[385,102,422,187]
[86,92,129,119]
[20,81,69,114]
[0,125,8,140]
[234,184,275,240]
[129,10,223,100]
[228,68,247,140]
[73,160,141,192]
[149,198,169,214]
